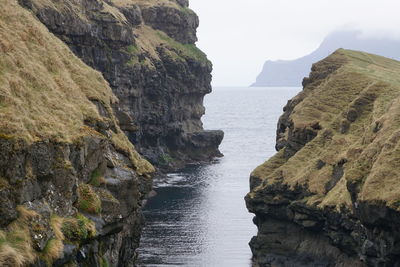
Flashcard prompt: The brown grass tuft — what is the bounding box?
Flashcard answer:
[111,131,155,176]
[76,184,102,214]
[61,214,96,242]
[40,238,64,265]
[0,0,154,177]
[0,244,27,267]
[250,49,400,210]
[0,207,38,266]
[50,215,65,241]
[0,0,118,143]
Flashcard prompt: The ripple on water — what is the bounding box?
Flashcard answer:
[137,87,301,267]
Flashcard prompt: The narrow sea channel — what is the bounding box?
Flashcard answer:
[137,87,300,267]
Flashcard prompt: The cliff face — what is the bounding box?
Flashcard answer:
[246,49,400,267]
[0,1,154,266]
[251,31,400,87]
[19,0,224,170]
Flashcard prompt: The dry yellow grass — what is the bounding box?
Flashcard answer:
[76,184,102,214]
[0,0,119,143]
[111,131,155,176]
[0,207,39,266]
[24,0,205,69]
[0,244,31,267]
[251,49,400,211]
[50,216,65,241]
[132,25,208,64]
[0,207,97,266]
[102,1,128,23]
[0,1,154,262]
[111,0,180,9]
[0,0,156,265]
[40,238,64,265]
[0,0,153,176]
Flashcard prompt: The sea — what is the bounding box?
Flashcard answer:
[137,87,301,267]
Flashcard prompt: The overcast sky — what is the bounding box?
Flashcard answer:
[189,0,400,86]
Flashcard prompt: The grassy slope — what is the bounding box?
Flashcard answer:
[251,49,400,210]
[26,0,207,67]
[0,0,117,142]
[133,25,208,63]
[0,1,153,265]
[0,0,153,171]
[112,0,181,8]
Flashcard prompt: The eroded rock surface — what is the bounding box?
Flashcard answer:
[246,49,400,267]
[0,2,153,266]
[19,0,224,170]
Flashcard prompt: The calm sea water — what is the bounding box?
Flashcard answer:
[137,87,300,267]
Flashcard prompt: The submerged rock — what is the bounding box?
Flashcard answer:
[246,49,400,266]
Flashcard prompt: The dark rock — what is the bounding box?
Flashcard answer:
[246,50,400,267]
[141,4,198,44]
[0,189,18,227]
[19,0,223,172]
[325,159,346,192]
[54,244,78,266]
[0,134,152,266]
[176,0,189,7]
[316,160,326,170]
[119,5,143,26]
[0,2,158,266]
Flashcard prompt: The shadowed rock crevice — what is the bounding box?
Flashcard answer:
[0,2,154,265]
[20,0,223,171]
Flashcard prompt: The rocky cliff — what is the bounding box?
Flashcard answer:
[0,1,154,266]
[19,0,223,170]
[246,49,400,267]
[251,31,400,87]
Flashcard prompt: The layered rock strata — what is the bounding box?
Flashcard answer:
[0,1,154,266]
[19,0,224,170]
[246,49,400,267]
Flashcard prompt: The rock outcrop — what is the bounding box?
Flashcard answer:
[19,0,223,170]
[246,49,400,266]
[0,1,154,266]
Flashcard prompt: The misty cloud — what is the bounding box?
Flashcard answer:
[190,0,400,86]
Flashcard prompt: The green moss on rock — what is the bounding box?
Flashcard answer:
[61,214,96,243]
[89,168,105,187]
[156,31,208,62]
[249,49,400,210]
[76,184,102,214]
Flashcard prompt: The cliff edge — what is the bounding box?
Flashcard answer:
[246,49,400,266]
[251,31,400,87]
[0,1,154,266]
[19,0,224,170]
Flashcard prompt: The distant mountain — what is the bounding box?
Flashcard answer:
[251,31,400,87]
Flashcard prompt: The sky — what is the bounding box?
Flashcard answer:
[189,0,400,86]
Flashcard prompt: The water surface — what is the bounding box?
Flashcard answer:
[137,87,300,267]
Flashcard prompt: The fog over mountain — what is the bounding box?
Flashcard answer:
[252,31,400,87]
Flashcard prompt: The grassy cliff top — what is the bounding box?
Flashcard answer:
[0,0,153,175]
[25,0,205,63]
[112,0,181,8]
[251,49,400,211]
[0,0,118,142]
